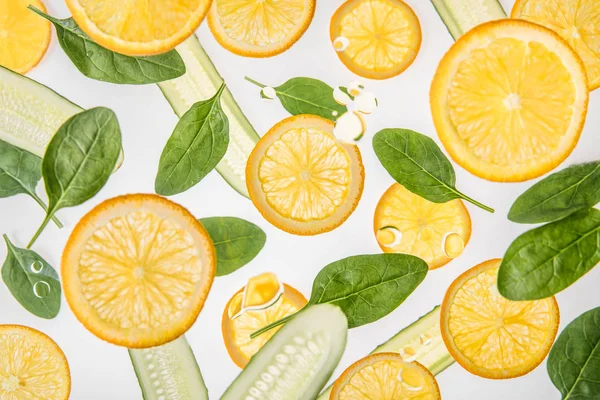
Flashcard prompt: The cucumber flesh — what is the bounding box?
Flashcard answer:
[430,0,507,40]
[317,306,454,400]
[221,304,348,400]
[129,335,208,400]
[158,35,260,198]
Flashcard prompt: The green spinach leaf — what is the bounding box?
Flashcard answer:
[30,7,186,85]
[245,76,346,121]
[509,162,600,224]
[28,107,122,248]
[498,208,600,300]
[251,254,428,338]
[2,235,61,319]
[200,217,266,276]
[548,307,600,399]
[373,128,494,213]
[0,140,61,227]
[156,84,229,196]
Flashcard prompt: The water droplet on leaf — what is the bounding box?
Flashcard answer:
[33,281,51,298]
[30,261,44,273]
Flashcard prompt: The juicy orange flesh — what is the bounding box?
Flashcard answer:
[76,0,204,42]
[448,38,576,167]
[0,327,69,399]
[78,211,205,330]
[243,272,283,309]
[258,127,352,222]
[333,0,420,72]
[0,0,50,73]
[448,265,556,372]
[514,0,600,88]
[214,0,306,46]
[374,184,470,269]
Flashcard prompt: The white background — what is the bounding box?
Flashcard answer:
[1,0,599,399]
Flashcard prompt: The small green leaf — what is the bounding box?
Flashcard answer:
[373,128,494,213]
[509,161,600,224]
[2,235,61,319]
[29,7,186,85]
[156,84,229,196]
[498,208,600,300]
[548,307,600,399]
[245,76,346,121]
[199,217,266,276]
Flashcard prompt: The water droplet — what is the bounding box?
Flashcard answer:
[30,261,44,273]
[397,365,425,391]
[33,281,51,298]
[377,226,402,248]
[442,232,465,259]
[332,110,338,117]
[400,346,417,362]
[419,333,432,346]
[332,36,349,52]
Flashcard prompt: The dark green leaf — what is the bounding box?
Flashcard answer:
[498,208,600,300]
[2,235,61,319]
[245,76,346,121]
[199,217,266,276]
[373,129,494,213]
[30,7,186,85]
[155,84,229,196]
[28,107,122,247]
[548,307,600,399]
[509,162,600,224]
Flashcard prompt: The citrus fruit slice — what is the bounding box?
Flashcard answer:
[62,194,216,348]
[512,0,600,90]
[441,259,560,379]
[222,276,307,368]
[247,114,365,235]
[374,183,471,270]
[0,0,50,74]
[330,0,422,80]
[65,0,211,56]
[0,325,70,399]
[208,0,315,57]
[431,20,589,182]
[330,352,441,400]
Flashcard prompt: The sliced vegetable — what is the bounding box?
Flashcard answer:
[430,0,507,40]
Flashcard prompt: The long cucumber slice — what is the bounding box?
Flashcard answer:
[317,306,454,400]
[222,304,348,400]
[430,0,507,40]
[158,35,260,198]
[129,335,208,400]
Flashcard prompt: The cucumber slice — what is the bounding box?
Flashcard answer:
[128,335,208,400]
[430,0,507,40]
[317,306,454,400]
[222,304,348,400]
[158,35,260,198]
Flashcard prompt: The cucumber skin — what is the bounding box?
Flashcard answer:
[430,0,507,40]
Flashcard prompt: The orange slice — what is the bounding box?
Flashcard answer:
[330,352,441,400]
[62,194,216,348]
[441,259,560,379]
[512,0,600,90]
[247,114,365,235]
[0,0,50,74]
[330,0,422,80]
[222,276,307,368]
[431,20,588,182]
[0,325,70,399]
[208,0,315,57]
[374,183,471,270]
[65,0,212,56]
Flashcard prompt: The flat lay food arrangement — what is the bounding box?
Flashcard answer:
[0,0,599,399]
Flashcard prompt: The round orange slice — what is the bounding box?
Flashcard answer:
[330,0,422,80]
[62,194,216,348]
[441,259,560,379]
[208,0,315,57]
[0,325,70,399]
[374,183,471,270]
[222,280,307,368]
[431,20,588,182]
[330,352,441,400]
[65,0,212,56]
[247,114,365,235]
[512,0,600,90]
[0,0,50,74]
